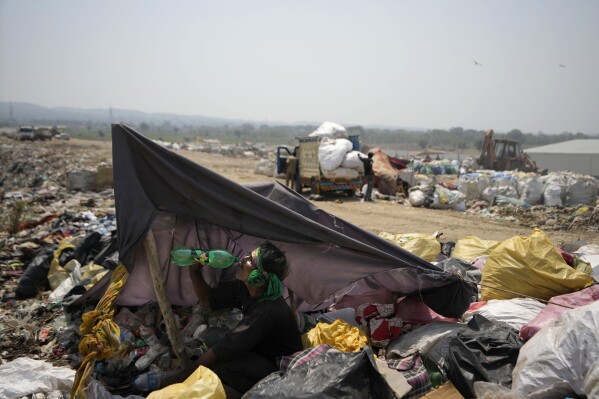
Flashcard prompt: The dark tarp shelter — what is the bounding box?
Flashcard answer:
[77,123,474,317]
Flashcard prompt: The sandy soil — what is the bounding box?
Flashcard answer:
[46,139,599,246]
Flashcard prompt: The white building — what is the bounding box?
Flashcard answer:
[525,139,599,177]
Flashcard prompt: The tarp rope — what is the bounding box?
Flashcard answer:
[473,279,576,309]
[422,268,578,310]
[71,264,129,399]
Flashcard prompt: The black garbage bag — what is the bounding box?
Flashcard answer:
[436,257,482,285]
[92,234,119,268]
[440,241,456,257]
[58,247,76,265]
[244,345,394,399]
[444,314,522,398]
[74,231,103,264]
[15,246,56,299]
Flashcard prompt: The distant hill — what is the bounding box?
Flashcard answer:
[0,102,244,127]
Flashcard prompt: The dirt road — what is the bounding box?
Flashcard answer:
[179,146,599,246]
[33,139,599,246]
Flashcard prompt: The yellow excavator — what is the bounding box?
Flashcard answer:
[477,129,545,173]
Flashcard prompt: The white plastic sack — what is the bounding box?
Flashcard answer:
[409,190,426,207]
[481,185,518,203]
[512,301,599,398]
[543,184,562,206]
[341,150,366,171]
[574,244,599,280]
[318,138,353,171]
[49,261,82,302]
[474,382,527,399]
[253,159,276,177]
[0,357,75,398]
[491,173,518,189]
[474,298,546,332]
[413,174,433,187]
[457,173,489,201]
[540,173,568,204]
[386,321,463,359]
[585,359,599,398]
[67,169,97,192]
[517,175,544,205]
[309,121,348,138]
[431,186,466,211]
[321,167,360,179]
[566,174,598,206]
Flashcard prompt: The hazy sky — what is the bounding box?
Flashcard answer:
[1,1,598,133]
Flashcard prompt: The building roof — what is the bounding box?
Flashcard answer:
[525,139,599,154]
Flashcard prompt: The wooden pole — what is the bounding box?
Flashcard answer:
[143,230,190,369]
[288,288,299,329]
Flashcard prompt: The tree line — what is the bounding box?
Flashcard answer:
[136,123,594,151]
[3,116,595,150]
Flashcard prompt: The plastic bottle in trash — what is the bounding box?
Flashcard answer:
[132,369,182,392]
[135,344,168,371]
[139,325,159,347]
[170,247,238,268]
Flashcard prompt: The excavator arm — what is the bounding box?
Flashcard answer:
[477,129,495,169]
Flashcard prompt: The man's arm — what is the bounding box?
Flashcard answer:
[187,347,218,369]
[189,264,211,309]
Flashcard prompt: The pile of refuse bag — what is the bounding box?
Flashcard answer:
[456,170,598,206]
[409,170,597,209]
[406,170,599,232]
[409,159,461,175]
[234,228,599,398]
[2,225,598,398]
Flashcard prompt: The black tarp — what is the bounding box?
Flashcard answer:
[244,346,394,398]
[444,314,522,398]
[78,124,475,317]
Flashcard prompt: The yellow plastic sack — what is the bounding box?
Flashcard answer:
[378,232,440,262]
[80,263,106,281]
[147,366,225,399]
[302,319,368,352]
[48,242,76,289]
[452,235,500,262]
[481,228,595,301]
[85,270,109,290]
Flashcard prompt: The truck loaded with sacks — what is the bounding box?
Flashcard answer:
[293,122,365,195]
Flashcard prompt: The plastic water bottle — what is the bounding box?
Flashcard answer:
[170,247,238,268]
[135,343,168,371]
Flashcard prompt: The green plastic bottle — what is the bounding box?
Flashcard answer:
[170,247,238,269]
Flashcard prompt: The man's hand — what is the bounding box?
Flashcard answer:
[189,262,211,310]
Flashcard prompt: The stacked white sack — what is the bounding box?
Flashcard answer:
[319,138,363,179]
[309,121,349,138]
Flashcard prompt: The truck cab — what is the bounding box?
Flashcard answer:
[17,126,35,141]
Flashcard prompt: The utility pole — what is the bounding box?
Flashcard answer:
[8,102,15,125]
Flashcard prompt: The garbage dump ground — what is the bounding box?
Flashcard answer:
[1,136,598,398]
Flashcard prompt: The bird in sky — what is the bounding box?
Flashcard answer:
[473,60,483,67]
[559,64,567,68]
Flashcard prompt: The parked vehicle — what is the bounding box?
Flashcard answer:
[34,127,53,141]
[54,132,70,140]
[277,135,363,195]
[17,126,35,141]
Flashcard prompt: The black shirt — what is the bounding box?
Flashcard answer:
[360,156,374,176]
[209,280,303,363]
